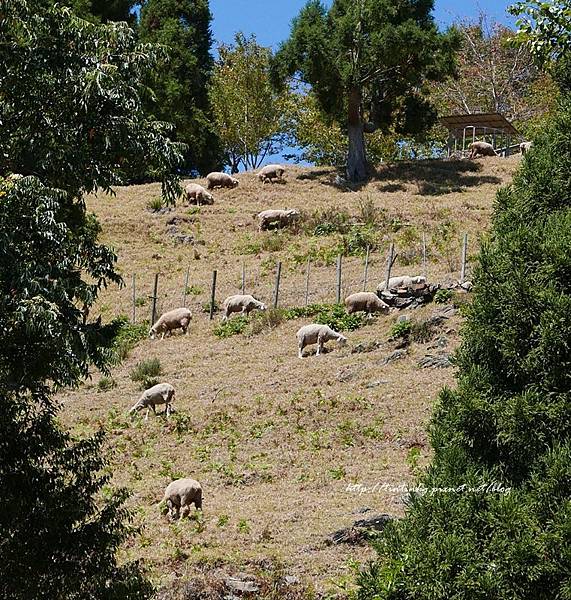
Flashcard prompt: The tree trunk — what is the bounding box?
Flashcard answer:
[346,86,367,182]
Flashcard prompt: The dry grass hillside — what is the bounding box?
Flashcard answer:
[57,156,520,597]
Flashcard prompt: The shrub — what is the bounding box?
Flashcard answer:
[100,316,148,363]
[434,288,454,304]
[130,358,162,388]
[213,316,249,338]
[146,197,163,212]
[97,377,117,392]
[390,319,412,339]
[357,95,571,600]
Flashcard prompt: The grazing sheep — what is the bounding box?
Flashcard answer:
[257,164,285,183]
[345,292,390,316]
[377,275,426,292]
[222,294,267,321]
[468,141,497,158]
[297,324,348,358]
[129,382,175,421]
[149,307,192,340]
[184,182,214,206]
[520,141,533,155]
[257,208,300,231]
[206,172,239,190]
[163,478,202,520]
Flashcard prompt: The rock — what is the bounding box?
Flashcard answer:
[381,349,407,365]
[351,340,384,354]
[327,514,395,545]
[336,365,363,382]
[427,335,448,349]
[225,577,259,594]
[397,315,410,323]
[284,576,299,585]
[429,305,457,324]
[166,215,192,226]
[365,379,389,388]
[417,353,453,368]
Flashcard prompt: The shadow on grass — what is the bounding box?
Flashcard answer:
[295,159,503,196]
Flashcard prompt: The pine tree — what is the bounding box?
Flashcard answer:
[271,0,459,182]
[139,0,223,174]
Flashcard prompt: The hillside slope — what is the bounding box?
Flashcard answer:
[58,157,519,596]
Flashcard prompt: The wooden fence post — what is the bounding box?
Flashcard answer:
[336,255,342,303]
[362,246,370,291]
[384,243,395,290]
[273,261,282,309]
[131,274,136,323]
[460,233,468,283]
[422,232,427,280]
[305,258,311,306]
[241,261,246,294]
[150,273,159,326]
[209,270,217,320]
[182,266,190,308]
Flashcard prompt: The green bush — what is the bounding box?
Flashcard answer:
[130,358,162,388]
[97,376,116,392]
[146,197,163,212]
[213,316,249,338]
[434,288,454,304]
[357,96,571,600]
[389,319,412,339]
[98,316,148,363]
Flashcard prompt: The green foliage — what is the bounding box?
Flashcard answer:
[213,316,249,338]
[146,197,164,212]
[97,376,117,392]
[272,0,459,180]
[58,0,137,23]
[357,94,571,600]
[138,0,222,175]
[210,33,288,172]
[389,319,412,340]
[286,303,366,332]
[130,358,162,389]
[434,288,454,304]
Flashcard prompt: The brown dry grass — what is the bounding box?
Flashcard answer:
[57,156,519,596]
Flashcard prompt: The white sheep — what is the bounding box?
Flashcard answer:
[468,141,497,158]
[257,164,285,183]
[206,172,239,190]
[296,324,348,358]
[129,382,175,421]
[149,307,192,339]
[222,294,267,321]
[163,478,202,520]
[184,182,214,205]
[345,292,390,316]
[257,208,300,231]
[520,141,533,155]
[377,275,427,292]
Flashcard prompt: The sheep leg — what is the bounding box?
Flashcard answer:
[161,330,166,340]
[144,408,150,421]
[298,341,304,359]
[165,403,171,418]
[316,337,324,356]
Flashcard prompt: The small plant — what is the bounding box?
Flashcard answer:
[260,232,288,252]
[237,519,250,534]
[217,514,230,527]
[329,466,346,480]
[134,296,147,307]
[213,316,249,338]
[202,300,219,314]
[411,319,436,343]
[101,316,148,363]
[130,358,162,386]
[185,284,203,296]
[434,288,454,304]
[97,376,116,392]
[406,447,422,476]
[158,460,184,480]
[146,197,164,212]
[390,319,412,339]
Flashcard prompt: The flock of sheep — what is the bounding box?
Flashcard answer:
[126,145,527,519]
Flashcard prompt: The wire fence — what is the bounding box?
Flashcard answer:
[127,233,471,325]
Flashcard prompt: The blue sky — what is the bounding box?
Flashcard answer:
[209,0,516,50]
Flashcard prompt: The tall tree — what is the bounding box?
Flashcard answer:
[138,0,222,175]
[209,33,287,173]
[0,1,182,597]
[430,15,557,133]
[271,0,459,182]
[356,5,571,598]
[56,0,137,22]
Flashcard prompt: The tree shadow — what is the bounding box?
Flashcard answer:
[296,159,503,195]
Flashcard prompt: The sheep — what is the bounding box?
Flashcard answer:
[377,275,426,292]
[257,164,285,183]
[222,294,267,321]
[206,172,239,190]
[129,382,175,421]
[345,292,390,316]
[520,141,533,155]
[296,324,348,358]
[183,182,213,206]
[149,307,192,340]
[163,478,202,520]
[468,141,497,158]
[257,208,300,231]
